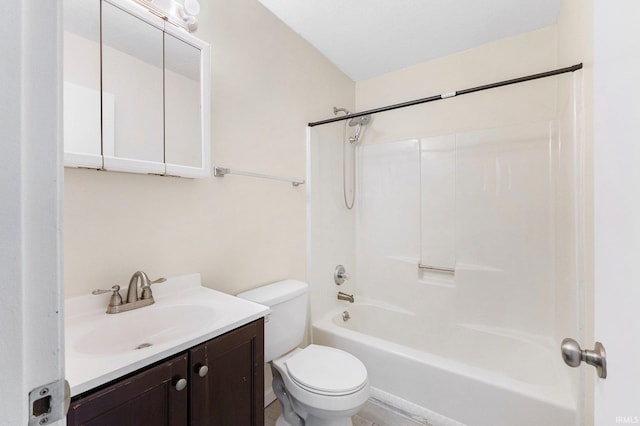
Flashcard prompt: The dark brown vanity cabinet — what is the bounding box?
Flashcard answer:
[67,353,189,426]
[67,319,264,426]
[190,318,264,426]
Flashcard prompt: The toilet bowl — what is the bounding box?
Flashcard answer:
[237,280,369,426]
[272,345,369,426]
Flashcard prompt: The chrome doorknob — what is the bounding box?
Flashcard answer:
[561,338,583,367]
[561,338,607,379]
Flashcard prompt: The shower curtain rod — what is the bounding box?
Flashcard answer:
[307,63,583,127]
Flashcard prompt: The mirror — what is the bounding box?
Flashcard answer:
[101,1,164,167]
[164,33,203,170]
[63,0,102,167]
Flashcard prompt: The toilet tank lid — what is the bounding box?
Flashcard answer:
[237,280,308,306]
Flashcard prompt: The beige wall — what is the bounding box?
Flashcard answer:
[64,0,354,298]
[356,27,558,113]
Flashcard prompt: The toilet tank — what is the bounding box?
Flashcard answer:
[237,280,308,362]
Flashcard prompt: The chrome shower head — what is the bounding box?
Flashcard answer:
[348,114,371,143]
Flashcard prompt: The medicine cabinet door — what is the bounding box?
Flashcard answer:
[164,29,211,178]
[63,0,102,168]
[101,0,165,174]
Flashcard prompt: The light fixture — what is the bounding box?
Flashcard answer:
[135,0,200,32]
[183,0,201,16]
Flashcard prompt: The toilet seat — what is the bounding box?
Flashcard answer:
[271,345,370,413]
[285,345,368,396]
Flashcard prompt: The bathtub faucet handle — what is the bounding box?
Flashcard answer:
[334,265,351,285]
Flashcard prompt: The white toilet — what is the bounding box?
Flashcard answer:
[238,280,369,426]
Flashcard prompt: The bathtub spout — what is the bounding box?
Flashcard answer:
[338,291,354,303]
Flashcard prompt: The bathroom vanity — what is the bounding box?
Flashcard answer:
[65,274,269,425]
[67,319,263,425]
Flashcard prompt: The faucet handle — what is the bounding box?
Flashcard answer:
[92,285,123,307]
[92,285,120,295]
[334,265,351,285]
[141,277,166,300]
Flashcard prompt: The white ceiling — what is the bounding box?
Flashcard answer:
[257,0,563,81]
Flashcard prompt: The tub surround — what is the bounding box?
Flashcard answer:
[65,273,269,396]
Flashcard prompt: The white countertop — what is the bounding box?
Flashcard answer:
[65,273,269,396]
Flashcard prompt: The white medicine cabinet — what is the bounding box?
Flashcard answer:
[64,0,211,178]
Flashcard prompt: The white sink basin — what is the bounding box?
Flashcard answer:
[75,305,217,355]
[65,273,269,396]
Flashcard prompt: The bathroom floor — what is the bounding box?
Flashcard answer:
[264,400,428,426]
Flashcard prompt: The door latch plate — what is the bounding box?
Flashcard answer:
[28,379,69,425]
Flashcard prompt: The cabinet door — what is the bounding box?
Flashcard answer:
[190,319,265,426]
[164,28,211,178]
[63,0,102,168]
[101,0,165,174]
[67,353,188,426]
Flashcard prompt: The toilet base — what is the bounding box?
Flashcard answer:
[275,415,289,426]
[275,414,353,426]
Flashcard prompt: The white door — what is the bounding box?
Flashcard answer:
[0,1,65,425]
[593,0,640,424]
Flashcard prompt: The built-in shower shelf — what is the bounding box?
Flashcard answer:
[418,263,455,274]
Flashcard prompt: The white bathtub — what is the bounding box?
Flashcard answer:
[312,302,576,426]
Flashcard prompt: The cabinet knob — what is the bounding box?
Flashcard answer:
[197,365,209,378]
[174,378,187,391]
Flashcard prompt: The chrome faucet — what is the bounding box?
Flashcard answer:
[337,291,354,303]
[93,271,166,314]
